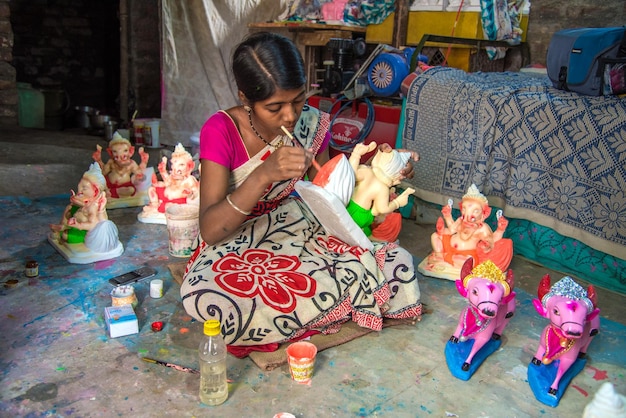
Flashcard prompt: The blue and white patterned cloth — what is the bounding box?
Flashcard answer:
[401,67,626,273]
[480,0,527,59]
[343,0,395,26]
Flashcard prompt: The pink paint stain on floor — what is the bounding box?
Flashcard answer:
[587,365,609,381]
[94,259,116,269]
[572,385,589,397]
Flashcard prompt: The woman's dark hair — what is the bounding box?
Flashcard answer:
[232,32,306,103]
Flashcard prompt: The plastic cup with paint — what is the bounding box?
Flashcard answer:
[285,341,317,384]
[164,203,199,258]
[132,118,151,145]
[110,285,138,308]
[150,279,164,298]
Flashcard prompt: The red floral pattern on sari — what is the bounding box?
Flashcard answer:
[316,235,366,258]
[212,248,317,313]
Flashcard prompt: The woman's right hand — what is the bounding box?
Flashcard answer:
[258,145,313,182]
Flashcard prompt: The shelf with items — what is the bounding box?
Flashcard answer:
[410,0,530,13]
[248,21,368,93]
[366,10,529,72]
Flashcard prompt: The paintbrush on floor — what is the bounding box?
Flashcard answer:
[142,357,234,382]
[142,357,199,374]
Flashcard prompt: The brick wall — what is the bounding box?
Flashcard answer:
[2,0,160,129]
[0,0,16,125]
[10,0,120,125]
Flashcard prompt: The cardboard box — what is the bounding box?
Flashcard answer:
[104,305,139,338]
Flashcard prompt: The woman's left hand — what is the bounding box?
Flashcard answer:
[377,143,420,180]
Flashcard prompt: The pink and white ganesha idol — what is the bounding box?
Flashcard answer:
[418,184,513,281]
[92,132,152,209]
[138,143,199,225]
[48,163,124,263]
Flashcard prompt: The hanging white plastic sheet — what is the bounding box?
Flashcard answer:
[160,0,289,146]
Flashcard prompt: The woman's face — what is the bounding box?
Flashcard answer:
[252,87,306,136]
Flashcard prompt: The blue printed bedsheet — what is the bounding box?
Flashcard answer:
[400,66,626,292]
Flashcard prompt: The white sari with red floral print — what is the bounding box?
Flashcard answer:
[180,106,422,346]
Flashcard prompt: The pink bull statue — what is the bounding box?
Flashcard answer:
[528,274,600,407]
[445,258,516,380]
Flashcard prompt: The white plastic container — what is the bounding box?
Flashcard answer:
[144,119,161,148]
[199,320,228,406]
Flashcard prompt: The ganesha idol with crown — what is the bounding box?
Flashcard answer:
[138,143,199,225]
[418,184,513,281]
[92,132,153,209]
[48,163,124,264]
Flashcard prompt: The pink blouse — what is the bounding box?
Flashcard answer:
[199,111,250,170]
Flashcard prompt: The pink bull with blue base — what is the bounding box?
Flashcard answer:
[445,258,516,380]
[528,274,600,407]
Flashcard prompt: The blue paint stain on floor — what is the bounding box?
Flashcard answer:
[2,194,626,417]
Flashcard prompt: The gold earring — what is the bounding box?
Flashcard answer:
[243,105,251,112]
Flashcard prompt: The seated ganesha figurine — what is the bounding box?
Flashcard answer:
[138,143,199,224]
[418,184,513,280]
[48,163,124,264]
[347,141,415,242]
[295,142,415,249]
[92,133,152,209]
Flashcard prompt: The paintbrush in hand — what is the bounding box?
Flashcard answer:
[281,126,322,171]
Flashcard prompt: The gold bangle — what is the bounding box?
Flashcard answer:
[226,193,251,215]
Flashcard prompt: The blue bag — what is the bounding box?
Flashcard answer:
[546,26,626,96]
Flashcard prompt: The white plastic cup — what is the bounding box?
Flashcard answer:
[165,203,199,257]
[150,279,164,298]
[144,119,161,148]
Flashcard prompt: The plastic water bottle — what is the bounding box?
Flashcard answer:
[198,320,228,406]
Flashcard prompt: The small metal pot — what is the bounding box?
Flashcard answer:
[75,105,97,129]
[90,114,113,130]
[104,120,119,141]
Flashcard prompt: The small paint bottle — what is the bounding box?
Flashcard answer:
[150,279,164,298]
[25,260,39,278]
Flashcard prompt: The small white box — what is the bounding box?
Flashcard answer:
[105,305,139,338]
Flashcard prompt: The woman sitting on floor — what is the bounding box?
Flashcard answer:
[180,32,422,350]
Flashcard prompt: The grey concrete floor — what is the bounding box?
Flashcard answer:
[1,125,625,417]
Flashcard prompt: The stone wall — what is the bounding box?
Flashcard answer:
[527,0,626,65]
